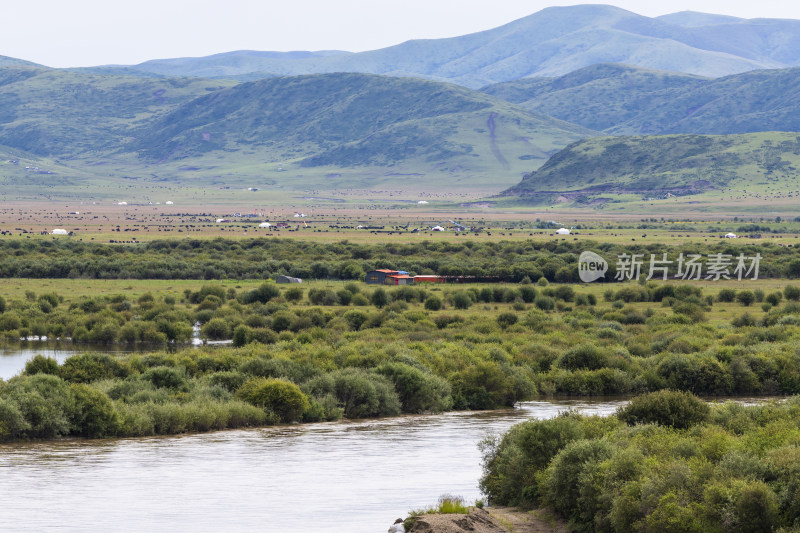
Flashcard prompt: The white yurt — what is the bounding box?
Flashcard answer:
[51,228,68,235]
[556,228,571,235]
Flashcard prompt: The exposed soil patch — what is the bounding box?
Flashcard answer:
[405,507,568,533]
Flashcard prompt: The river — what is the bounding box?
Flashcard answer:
[0,398,627,532]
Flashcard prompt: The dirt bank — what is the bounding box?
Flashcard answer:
[404,507,568,533]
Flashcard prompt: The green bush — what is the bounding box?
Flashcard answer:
[0,396,30,440]
[200,318,231,340]
[784,285,800,301]
[534,296,555,311]
[480,412,590,506]
[542,438,613,518]
[232,325,251,347]
[452,291,472,310]
[142,366,187,390]
[241,283,280,304]
[60,353,129,383]
[496,312,518,329]
[236,377,310,422]
[424,295,442,311]
[377,362,452,413]
[70,383,120,437]
[0,374,74,438]
[736,291,755,306]
[23,355,60,376]
[370,288,388,308]
[284,286,304,302]
[617,390,710,429]
[450,361,528,410]
[304,369,400,418]
[556,344,608,371]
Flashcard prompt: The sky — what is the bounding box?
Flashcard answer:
[4,0,800,68]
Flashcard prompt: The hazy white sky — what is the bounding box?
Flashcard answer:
[4,1,800,67]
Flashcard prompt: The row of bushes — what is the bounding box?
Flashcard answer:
[1,236,799,281]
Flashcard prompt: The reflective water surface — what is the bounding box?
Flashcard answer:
[0,344,140,380]
[0,399,627,532]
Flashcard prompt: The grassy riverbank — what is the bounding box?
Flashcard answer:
[481,391,800,532]
[3,274,800,441]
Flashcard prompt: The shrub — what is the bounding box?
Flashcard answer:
[617,390,710,429]
[496,312,518,329]
[424,295,442,311]
[60,353,129,383]
[784,285,800,301]
[450,361,526,410]
[557,344,608,371]
[377,362,452,413]
[142,366,187,390]
[241,283,280,304]
[734,481,779,532]
[534,296,556,311]
[236,377,309,422]
[736,290,755,306]
[200,318,231,340]
[479,412,589,506]
[370,288,388,308]
[232,325,251,347]
[0,374,74,438]
[342,309,369,330]
[70,383,120,437]
[717,288,737,302]
[23,355,60,376]
[452,291,472,310]
[542,438,613,518]
[518,285,537,303]
[304,369,400,418]
[0,397,30,440]
[308,288,339,306]
[284,286,304,302]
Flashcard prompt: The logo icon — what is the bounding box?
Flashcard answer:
[579,251,607,283]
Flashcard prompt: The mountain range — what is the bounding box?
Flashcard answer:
[0,66,593,199]
[481,63,800,135]
[103,5,800,88]
[2,4,800,206]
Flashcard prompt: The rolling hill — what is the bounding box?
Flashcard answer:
[503,133,800,206]
[116,5,800,88]
[482,64,800,135]
[0,67,595,199]
[131,73,593,169]
[0,66,237,156]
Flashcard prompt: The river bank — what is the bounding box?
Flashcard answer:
[401,506,568,533]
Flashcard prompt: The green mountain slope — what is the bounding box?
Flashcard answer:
[130,73,594,176]
[482,65,800,135]
[0,68,595,199]
[119,5,800,88]
[0,66,237,156]
[504,133,800,205]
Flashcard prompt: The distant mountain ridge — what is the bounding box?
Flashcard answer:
[481,64,800,135]
[99,5,800,88]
